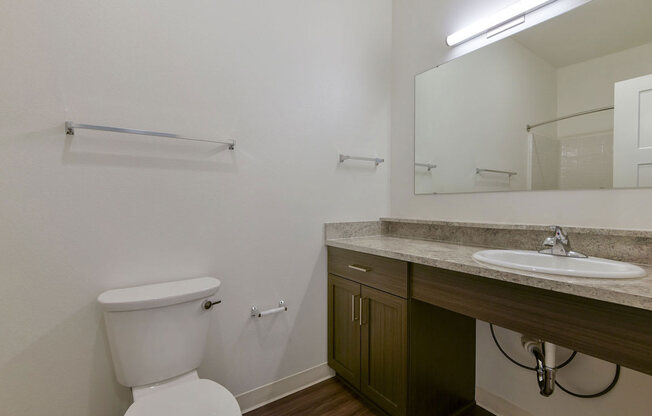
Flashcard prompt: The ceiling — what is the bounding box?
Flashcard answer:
[513,0,652,68]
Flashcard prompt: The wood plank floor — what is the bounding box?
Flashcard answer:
[244,376,495,416]
[244,377,380,416]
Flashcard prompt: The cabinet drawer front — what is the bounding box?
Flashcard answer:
[328,247,408,298]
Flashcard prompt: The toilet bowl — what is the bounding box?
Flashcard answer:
[98,277,241,415]
[125,371,241,416]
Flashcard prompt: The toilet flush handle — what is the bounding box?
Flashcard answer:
[203,300,222,310]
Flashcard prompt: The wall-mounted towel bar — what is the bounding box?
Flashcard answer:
[65,122,235,149]
[251,300,287,318]
[339,154,384,166]
[415,162,437,171]
[476,168,517,177]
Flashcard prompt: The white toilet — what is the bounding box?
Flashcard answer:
[98,277,242,415]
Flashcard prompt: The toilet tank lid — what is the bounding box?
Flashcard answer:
[98,277,221,312]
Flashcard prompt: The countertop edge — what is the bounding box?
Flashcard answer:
[326,238,652,312]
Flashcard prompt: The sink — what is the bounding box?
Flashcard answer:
[472,250,647,279]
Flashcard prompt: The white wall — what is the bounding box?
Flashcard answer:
[415,38,557,193]
[392,0,652,414]
[0,1,391,415]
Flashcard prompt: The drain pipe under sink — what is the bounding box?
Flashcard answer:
[523,337,557,396]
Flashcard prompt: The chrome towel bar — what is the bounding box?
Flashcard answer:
[476,168,517,177]
[339,154,384,166]
[65,121,235,149]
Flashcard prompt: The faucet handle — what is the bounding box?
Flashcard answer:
[541,226,586,257]
[548,225,569,245]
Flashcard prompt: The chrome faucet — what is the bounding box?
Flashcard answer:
[539,226,587,258]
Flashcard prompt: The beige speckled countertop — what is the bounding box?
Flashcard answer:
[326,235,652,312]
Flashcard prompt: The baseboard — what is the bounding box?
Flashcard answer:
[475,387,534,416]
[236,363,335,413]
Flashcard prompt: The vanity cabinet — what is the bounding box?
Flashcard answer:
[328,248,408,416]
[328,247,486,416]
[326,221,652,416]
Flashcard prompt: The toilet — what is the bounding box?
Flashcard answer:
[98,277,242,415]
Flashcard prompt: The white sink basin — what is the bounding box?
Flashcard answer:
[472,250,647,279]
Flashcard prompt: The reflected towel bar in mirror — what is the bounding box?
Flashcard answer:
[65,121,236,149]
[339,154,384,166]
[415,162,437,171]
[476,168,517,177]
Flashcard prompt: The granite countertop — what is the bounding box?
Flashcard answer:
[326,235,652,312]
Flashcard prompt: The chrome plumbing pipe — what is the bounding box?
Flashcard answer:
[523,337,557,396]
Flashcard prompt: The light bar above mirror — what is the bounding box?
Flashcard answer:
[446,0,558,46]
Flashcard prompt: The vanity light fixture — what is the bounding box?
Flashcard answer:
[446,0,557,47]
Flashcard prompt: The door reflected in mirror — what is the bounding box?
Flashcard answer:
[414,0,652,194]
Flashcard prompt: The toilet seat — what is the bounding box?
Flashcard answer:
[125,379,241,416]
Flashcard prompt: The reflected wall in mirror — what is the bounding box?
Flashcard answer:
[415,0,652,194]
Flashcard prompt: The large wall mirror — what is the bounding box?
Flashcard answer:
[415,0,652,194]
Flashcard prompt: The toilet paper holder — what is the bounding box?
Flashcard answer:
[251,300,287,318]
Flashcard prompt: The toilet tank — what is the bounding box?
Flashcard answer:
[98,277,221,387]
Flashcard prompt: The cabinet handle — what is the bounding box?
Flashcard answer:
[351,294,359,322]
[348,264,370,273]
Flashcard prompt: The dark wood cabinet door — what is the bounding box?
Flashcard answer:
[360,285,407,416]
[328,274,361,388]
